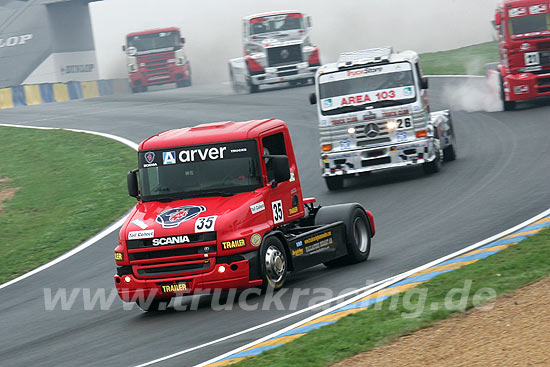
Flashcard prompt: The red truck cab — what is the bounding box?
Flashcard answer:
[494,0,550,109]
[114,120,374,311]
[123,27,191,93]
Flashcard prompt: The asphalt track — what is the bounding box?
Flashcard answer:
[1,78,550,367]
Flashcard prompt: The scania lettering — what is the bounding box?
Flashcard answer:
[114,119,375,311]
[309,47,457,190]
[122,27,191,93]
[228,11,321,93]
[489,0,550,110]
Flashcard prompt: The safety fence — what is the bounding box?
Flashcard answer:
[0,79,129,109]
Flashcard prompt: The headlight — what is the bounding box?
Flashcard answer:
[386,120,398,130]
[176,57,186,66]
[347,127,356,135]
[127,64,138,73]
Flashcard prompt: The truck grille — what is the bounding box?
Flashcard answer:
[539,51,550,66]
[136,260,211,277]
[129,246,215,261]
[137,51,175,81]
[362,157,391,167]
[127,232,216,249]
[267,45,303,67]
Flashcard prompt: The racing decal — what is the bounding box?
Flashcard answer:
[509,7,527,17]
[152,235,191,246]
[163,151,176,165]
[289,206,299,215]
[250,233,262,247]
[222,238,246,250]
[128,230,155,240]
[529,4,547,15]
[131,219,148,229]
[272,200,284,224]
[156,205,206,229]
[304,231,334,253]
[250,201,265,214]
[195,215,217,233]
[383,108,410,118]
[292,248,304,256]
[289,172,295,182]
[161,283,188,293]
[114,252,123,261]
[323,87,414,110]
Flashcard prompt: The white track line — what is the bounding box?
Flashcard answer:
[0,123,138,290]
[133,206,550,367]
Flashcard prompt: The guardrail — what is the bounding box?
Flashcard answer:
[0,79,129,109]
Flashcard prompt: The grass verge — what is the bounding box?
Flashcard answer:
[0,126,135,284]
[231,228,550,366]
[420,41,498,76]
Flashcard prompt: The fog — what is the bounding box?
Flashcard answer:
[90,0,500,83]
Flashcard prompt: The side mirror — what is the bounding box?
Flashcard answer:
[309,92,317,105]
[127,169,139,199]
[307,16,312,28]
[122,45,126,52]
[271,155,291,183]
[421,77,429,90]
[180,37,185,44]
[495,12,502,26]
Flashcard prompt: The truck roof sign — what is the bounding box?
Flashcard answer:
[337,47,393,68]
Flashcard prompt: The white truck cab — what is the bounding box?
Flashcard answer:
[309,47,456,190]
[229,10,320,93]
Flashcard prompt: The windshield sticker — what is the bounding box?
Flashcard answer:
[250,201,265,214]
[131,219,148,229]
[156,205,206,229]
[322,86,415,111]
[319,62,412,84]
[163,151,176,165]
[128,230,154,240]
[195,215,217,233]
[530,5,547,14]
[509,7,527,17]
[145,152,155,164]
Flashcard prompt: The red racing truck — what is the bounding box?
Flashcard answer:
[492,0,550,110]
[122,27,191,93]
[114,119,375,311]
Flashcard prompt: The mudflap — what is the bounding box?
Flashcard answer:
[287,222,347,272]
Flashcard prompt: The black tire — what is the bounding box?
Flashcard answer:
[423,139,442,174]
[176,81,185,88]
[324,176,344,191]
[229,68,240,93]
[131,86,140,94]
[249,83,259,93]
[500,74,516,111]
[315,204,372,266]
[140,85,148,93]
[443,143,457,162]
[184,63,192,87]
[260,236,288,291]
[136,297,170,312]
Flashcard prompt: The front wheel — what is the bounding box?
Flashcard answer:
[423,139,442,174]
[260,237,287,291]
[500,74,516,111]
[324,176,344,191]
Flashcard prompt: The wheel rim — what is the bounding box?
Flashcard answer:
[353,217,369,253]
[264,245,286,283]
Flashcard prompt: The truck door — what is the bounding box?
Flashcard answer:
[260,131,303,226]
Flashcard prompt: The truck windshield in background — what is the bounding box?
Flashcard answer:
[138,140,262,202]
[508,13,550,37]
[318,62,416,115]
[250,13,304,35]
[127,31,180,55]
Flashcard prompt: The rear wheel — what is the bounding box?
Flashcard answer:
[324,176,344,191]
[260,237,287,291]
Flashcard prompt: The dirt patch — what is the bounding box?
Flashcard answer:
[0,177,18,212]
[333,277,550,367]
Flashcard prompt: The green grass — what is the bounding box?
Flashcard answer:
[420,41,499,76]
[232,228,550,367]
[0,127,136,283]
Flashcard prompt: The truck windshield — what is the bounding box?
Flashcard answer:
[250,14,304,35]
[127,31,180,55]
[318,62,416,115]
[508,14,550,37]
[138,140,262,202]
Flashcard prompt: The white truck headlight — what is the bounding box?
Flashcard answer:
[128,63,138,73]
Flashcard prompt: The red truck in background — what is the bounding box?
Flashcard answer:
[114,119,375,311]
[492,0,550,110]
[122,27,191,93]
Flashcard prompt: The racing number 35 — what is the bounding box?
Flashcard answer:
[195,216,217,233]
[272,200,284,224]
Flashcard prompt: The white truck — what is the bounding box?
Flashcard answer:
[229,10,320,93]
[309,48,456,190]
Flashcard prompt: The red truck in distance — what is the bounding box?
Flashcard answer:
[114,119,375,311]
[492,0,550,110]
[122,27,191,93]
